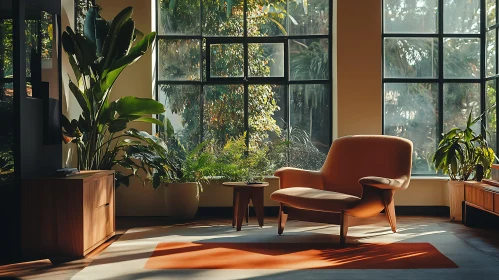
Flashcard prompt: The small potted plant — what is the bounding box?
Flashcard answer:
[432,112,496,221]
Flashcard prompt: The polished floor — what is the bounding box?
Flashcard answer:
[1,215,498,280]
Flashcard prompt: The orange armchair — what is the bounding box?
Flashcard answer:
[270,135,413,245]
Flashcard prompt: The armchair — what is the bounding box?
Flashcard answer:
[270,135,413,245]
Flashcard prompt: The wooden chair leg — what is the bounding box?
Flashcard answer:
[278,204,288,235]
[383,190,397,233]
[339,210,349,246]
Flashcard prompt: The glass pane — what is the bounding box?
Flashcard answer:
[159,39,201,81]
[158,84,201,150]
[444,0,480,34]
[486,80,497,153]
[288,0,329,35]
[249,43,284,77]
[384,38,438,78]
[247,0,287,36]
[443,83,481,134]
[289,39,329,80]
[487,0,496,27]
[203,85,244,145]
[0,19,13,81]
[384,0,438,34]
[25,18,38,96]
[0,82,14,186]
[487,30,496,77]
[384,83,438,174]
[157,0,200,35]
[289,84,329,170]
[210,43,244,78]
[248,85,287,174]
[444,38,480,78]
[202,0,244,36]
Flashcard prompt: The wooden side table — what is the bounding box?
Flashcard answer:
[222,182,269,231]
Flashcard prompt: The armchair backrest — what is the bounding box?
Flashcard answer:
[321,135,413,197]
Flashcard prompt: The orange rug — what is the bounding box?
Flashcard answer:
[144,242,458,269]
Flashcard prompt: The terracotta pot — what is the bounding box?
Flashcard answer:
[164,182,200,220]
[448,180,464,222]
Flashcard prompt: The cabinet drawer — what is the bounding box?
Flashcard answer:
[84,204,112,251]
[83,174,114,252]
[495,194,499,214]
[86,175,113,209]
[466,186,494,210]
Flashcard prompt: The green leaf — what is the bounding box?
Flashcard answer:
[115,96,165,117]
[102,18,135,76]
[101,32,156,93]
[108,118,128,133]
[101,7,133,69]
[68,55,82,86]
[61,31,75,55]
[69,80,90,119]
[83,6,99,46]
[133,117,164,126]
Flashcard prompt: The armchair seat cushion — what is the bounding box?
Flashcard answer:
[270,187,361,213]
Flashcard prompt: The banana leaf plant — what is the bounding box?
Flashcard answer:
[61,6,180,187]
[432,111,497,181]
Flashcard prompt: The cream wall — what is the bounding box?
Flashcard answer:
[61,0,450,216]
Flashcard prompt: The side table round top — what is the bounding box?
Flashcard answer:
[222,182,269,188]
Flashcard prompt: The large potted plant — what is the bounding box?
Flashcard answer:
[162,141,217,220]
[432,112,496,221]
[61,6,180,187]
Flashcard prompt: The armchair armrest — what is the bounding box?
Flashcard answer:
[274,167,323,189]
[359,176,409,191]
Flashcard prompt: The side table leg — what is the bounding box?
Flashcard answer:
[232,188,238,227]
[236,188,251,231]
[246,205,249,224]
[251,187,264,227]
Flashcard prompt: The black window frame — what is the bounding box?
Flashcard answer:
[155,0,333,155]
[382,0,491,176]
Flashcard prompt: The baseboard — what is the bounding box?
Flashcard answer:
[197,206,450,217]
[384,206,450,217]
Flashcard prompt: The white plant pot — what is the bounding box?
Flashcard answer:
[448,180,465,222]
[164,182,200,220]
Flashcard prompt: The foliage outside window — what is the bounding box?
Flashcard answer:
[156,0,332,172]
[383,0,499,174]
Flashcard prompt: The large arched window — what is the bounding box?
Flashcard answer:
[155,0,332,170]
[382,0,498,175]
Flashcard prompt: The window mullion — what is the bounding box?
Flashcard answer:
[438,0,444,142]
[481,0,487,138]
[243,0,249,150]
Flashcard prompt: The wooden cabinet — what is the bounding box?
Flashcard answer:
[22,170,115,258]
[463,181,499,225]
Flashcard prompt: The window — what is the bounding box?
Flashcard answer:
[383,0,491,175]
[156,0,332,171]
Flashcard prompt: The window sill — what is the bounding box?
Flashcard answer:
[410,176,449,181]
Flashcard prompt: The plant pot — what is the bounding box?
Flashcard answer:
[164,182,200,220]
[448,180,465,222]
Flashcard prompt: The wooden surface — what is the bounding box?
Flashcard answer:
[223,182,269,188]
[449,181,465,222]
[22,170,115,258]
